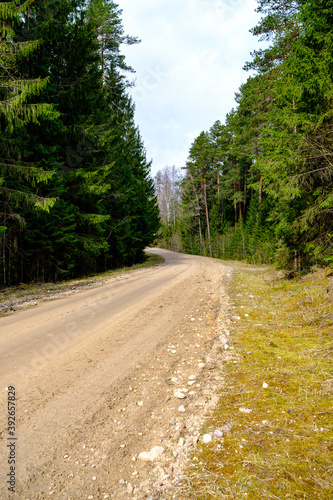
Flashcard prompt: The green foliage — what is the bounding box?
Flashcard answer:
[157,0,333,269]
[0,0,159,286]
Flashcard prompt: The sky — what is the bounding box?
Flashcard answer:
[119,0,264,176]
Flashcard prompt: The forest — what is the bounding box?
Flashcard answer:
[155,0,333,271]
[0,0,160,287]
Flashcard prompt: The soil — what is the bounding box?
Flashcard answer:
[0,248,233,500]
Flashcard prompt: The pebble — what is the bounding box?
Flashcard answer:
[178,438,185,446]
[198,363,205,369]
[203,434,212,444]
[88,496,94,500]
[262,382,268,389]
[214,429,224,438]
[137,401,143,406]
[92,476,97,481]
[178,405,185,412]
[138,446,164,462]
[219,335,228,345]
[239,407,252,413]
[174,390,186,399]
[189,375,196,380]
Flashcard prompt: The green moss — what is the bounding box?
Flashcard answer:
[181,268,333,499]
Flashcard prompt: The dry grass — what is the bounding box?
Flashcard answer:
[180,267,333,499]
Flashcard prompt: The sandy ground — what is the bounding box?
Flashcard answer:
[0,248,232,499]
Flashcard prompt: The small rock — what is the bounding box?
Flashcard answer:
[203,434,212,444]
[198,363,205,369]
[92,476,97,481]
[174,390,186,399]
[138,452,151,462]
[178,405,185,412]
[137,401,143,406]
[239,407,252,413]
[214,429,224,438]
[178,438,185,446]
[221,423,233,433]
[219,335,228,345]
[88,496,94,500]
[138,446,164,462]
[189,375,196,381]
[262,382,268,389]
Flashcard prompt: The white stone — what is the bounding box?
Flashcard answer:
[239,407,252,413]
[178,405,185,412]
[214,429,224,438]
[138,446,164,462]
[174,390,186,399]
[137,401,143,406]
[138,451,151,462]
[178,438,185,446]
[150,446,164,460]
[203,434,212,444]
[198,363,205,369]
[189,375,196,380]
[262,382,268,389]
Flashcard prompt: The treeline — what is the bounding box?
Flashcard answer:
[0,0,160,287]
[156,0,333,270]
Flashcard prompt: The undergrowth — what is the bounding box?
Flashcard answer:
[0,252,164,309]
[182,268,333,499]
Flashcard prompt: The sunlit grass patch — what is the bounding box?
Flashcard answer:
[181,268,333,499]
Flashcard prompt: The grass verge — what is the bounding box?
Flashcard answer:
[182,267,333,499]
[0,251,164,314]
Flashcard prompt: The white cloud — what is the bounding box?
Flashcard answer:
[119,0,264,175]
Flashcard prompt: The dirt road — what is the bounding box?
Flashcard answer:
[0,249,232,499]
